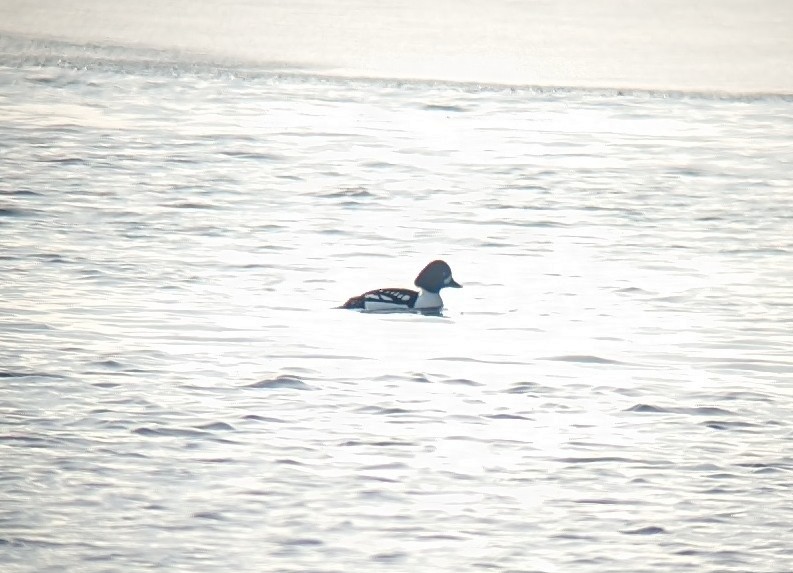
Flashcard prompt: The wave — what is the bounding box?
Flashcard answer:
[2,33,791,102]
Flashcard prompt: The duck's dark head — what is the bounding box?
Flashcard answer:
[414,260,462,294]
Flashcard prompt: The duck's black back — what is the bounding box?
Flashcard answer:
[341,288,418,309]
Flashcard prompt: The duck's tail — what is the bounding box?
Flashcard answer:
[337,295,365,309]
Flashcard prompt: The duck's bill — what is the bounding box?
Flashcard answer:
[449,278,462,288]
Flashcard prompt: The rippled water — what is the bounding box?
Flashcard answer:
[2,39,793,573]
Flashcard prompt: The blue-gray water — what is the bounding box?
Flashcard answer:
[2,35,793,573]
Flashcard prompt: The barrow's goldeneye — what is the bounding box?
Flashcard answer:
[341,260,462,312]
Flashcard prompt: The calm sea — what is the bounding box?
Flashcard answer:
[1,28,792,573]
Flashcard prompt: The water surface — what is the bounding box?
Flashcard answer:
[1,26,793,573]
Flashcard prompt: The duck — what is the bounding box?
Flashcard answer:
[340,260,462,312]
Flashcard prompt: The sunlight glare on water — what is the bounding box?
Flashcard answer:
[1,20,793,573]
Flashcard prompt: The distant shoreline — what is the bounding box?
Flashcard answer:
[2,0,792,94]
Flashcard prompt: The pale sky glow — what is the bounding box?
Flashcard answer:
[2,0,792,92]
